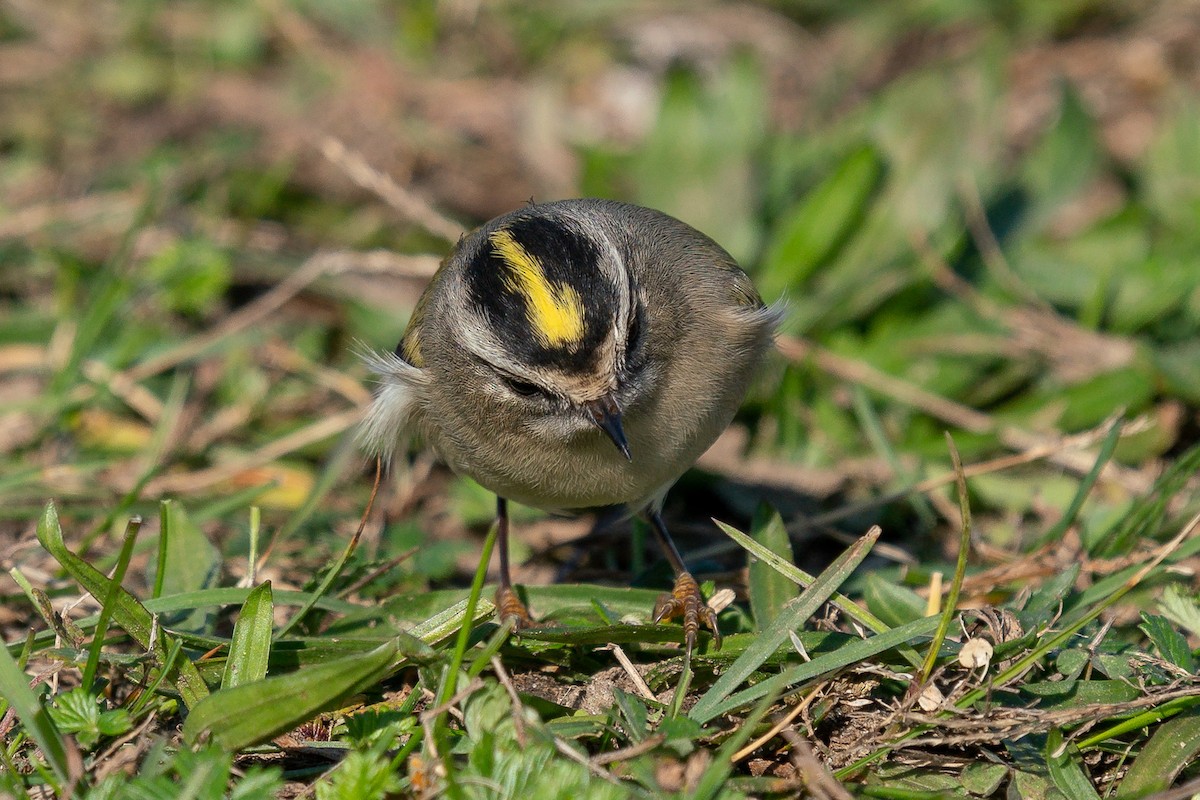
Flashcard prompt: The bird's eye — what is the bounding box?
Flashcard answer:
[624,308,642,361]
[501,376,543,397]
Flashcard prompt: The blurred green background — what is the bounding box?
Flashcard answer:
[2,0,1199,583]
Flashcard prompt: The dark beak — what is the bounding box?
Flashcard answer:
[584,395,631,461]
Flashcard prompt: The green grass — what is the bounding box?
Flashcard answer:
[3,0,1200,796]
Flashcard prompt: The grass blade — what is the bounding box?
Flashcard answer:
[1076,696,1200,752]
[690,524,880,723]
[81,514,142,692]
[153,500,170,599]
[853,385,935,527]
[841,513,1200,778]
[34,501,210,709]
[1093,442,1200,557]
[435,522,497,707]
[1035,418,1122,548]
[917,434,972,685]
[277,500,367,638]
[713,517,897,638]
[692,615,938,725]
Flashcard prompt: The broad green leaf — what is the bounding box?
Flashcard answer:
[1154,339,1200,406]
[463,683,514,745]
[611,687,650,743]
[155,500,220,594]
[1021,680,1140,707]
[1142,93,1200,233]
[1046,729,1101,800]
[1118,707,1200,798]
[408,597,496,646]
[1018,563,1080,633]
[330,584,664,633]
[35,502,209,709]
[961,762,1007,796]
[1022,81,1103,222]
[143,237,233,316]
[867,765,965,794]
[1057,366,1155,433]
[747,508,798,630]
[1091,653,1135,681]
[862,573,925,627]
[1138,612,1196,672]
[1107,254,1200,335]
[153,501,221,631]
[183,595,487,751]
[49,688,131,750]
[1158,584,1200,639]
[546,716,608,739]
[657,715,704,757]
[183,639,399,751]
[1012,769,1056,800]
[1056,649,1090,681]
[222,580,274,689]
[760,144,883,300]
[998,365,1154,436]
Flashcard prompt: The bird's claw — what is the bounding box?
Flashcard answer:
[652,571,722,652]
[495,585,534,629]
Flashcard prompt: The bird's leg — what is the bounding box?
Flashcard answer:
[493,496,534,627]
[648,509,721,651]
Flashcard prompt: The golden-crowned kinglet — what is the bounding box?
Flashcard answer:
[360,199,777,650]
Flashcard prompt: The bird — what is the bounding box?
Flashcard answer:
[358,198,778,651]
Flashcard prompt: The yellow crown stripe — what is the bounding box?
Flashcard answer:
[398,289,431,367]
[490,228,585,347]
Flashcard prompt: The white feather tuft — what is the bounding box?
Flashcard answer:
[753,298,789,332]
[355,345,428,461]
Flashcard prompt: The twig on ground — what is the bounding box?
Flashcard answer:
[490,656,528,748]
[318,137,464,243]
[778,332,1151,493]
[733,687,820,762]
[143,407,361,495]
[602,644,657,703]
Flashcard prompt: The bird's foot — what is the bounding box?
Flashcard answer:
[495,585,535,629]
[653,571,722,652]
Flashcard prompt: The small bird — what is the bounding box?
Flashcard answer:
[359,199,777,650]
